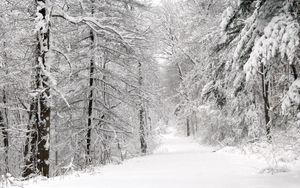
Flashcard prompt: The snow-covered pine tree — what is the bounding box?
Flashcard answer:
[218,0,300,140]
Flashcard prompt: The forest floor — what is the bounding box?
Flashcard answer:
[11,127,300,188]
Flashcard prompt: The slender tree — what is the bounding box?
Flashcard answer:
[0,110,9,173]
[138,61,147,154]
[86,0,96,166]
[0,41,9,174]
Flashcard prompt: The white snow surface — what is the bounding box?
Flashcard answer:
[18,127,300,188]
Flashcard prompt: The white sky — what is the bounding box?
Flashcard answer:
[151,0,162,5]
[151,0,178,6]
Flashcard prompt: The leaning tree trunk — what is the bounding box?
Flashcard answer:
[23,0,51,178]
[138,62,147,154]
[86,0,96,165]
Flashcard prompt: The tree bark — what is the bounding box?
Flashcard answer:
[86,0,96,165]
[139,107,147,154]
[0,110,9,173]
[186,117,190,137]
[291,64,298,80]
[23,0,51,178]
[138,62,147,154]
[261,65,271,141]
[86,31,94,164]
[1,42,9,174]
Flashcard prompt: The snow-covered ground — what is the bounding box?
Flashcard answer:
[10,127,300,188]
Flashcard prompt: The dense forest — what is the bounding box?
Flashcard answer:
[1,0,300,183]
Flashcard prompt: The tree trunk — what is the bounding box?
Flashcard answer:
[261,65,271,141]
[23,112,36,178]
[23,0,51,178]
[186,117,190,137]
[86,33,94,164]
[0,110,9,173]
[86,0,96,165]
[102,54,109,107]
[100,54,112,164]
[291,64,298,80]
[1,42,9,174]
[138,62,147,154]
[139,107,147,154]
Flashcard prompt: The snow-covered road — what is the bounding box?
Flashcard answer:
[21,127,300,188]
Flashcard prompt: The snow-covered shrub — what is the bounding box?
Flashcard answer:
[0,173,22,188]
[282,79,300,113]
[193,105,238,145]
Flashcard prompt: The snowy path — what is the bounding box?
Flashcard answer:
[22,127,300,188]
